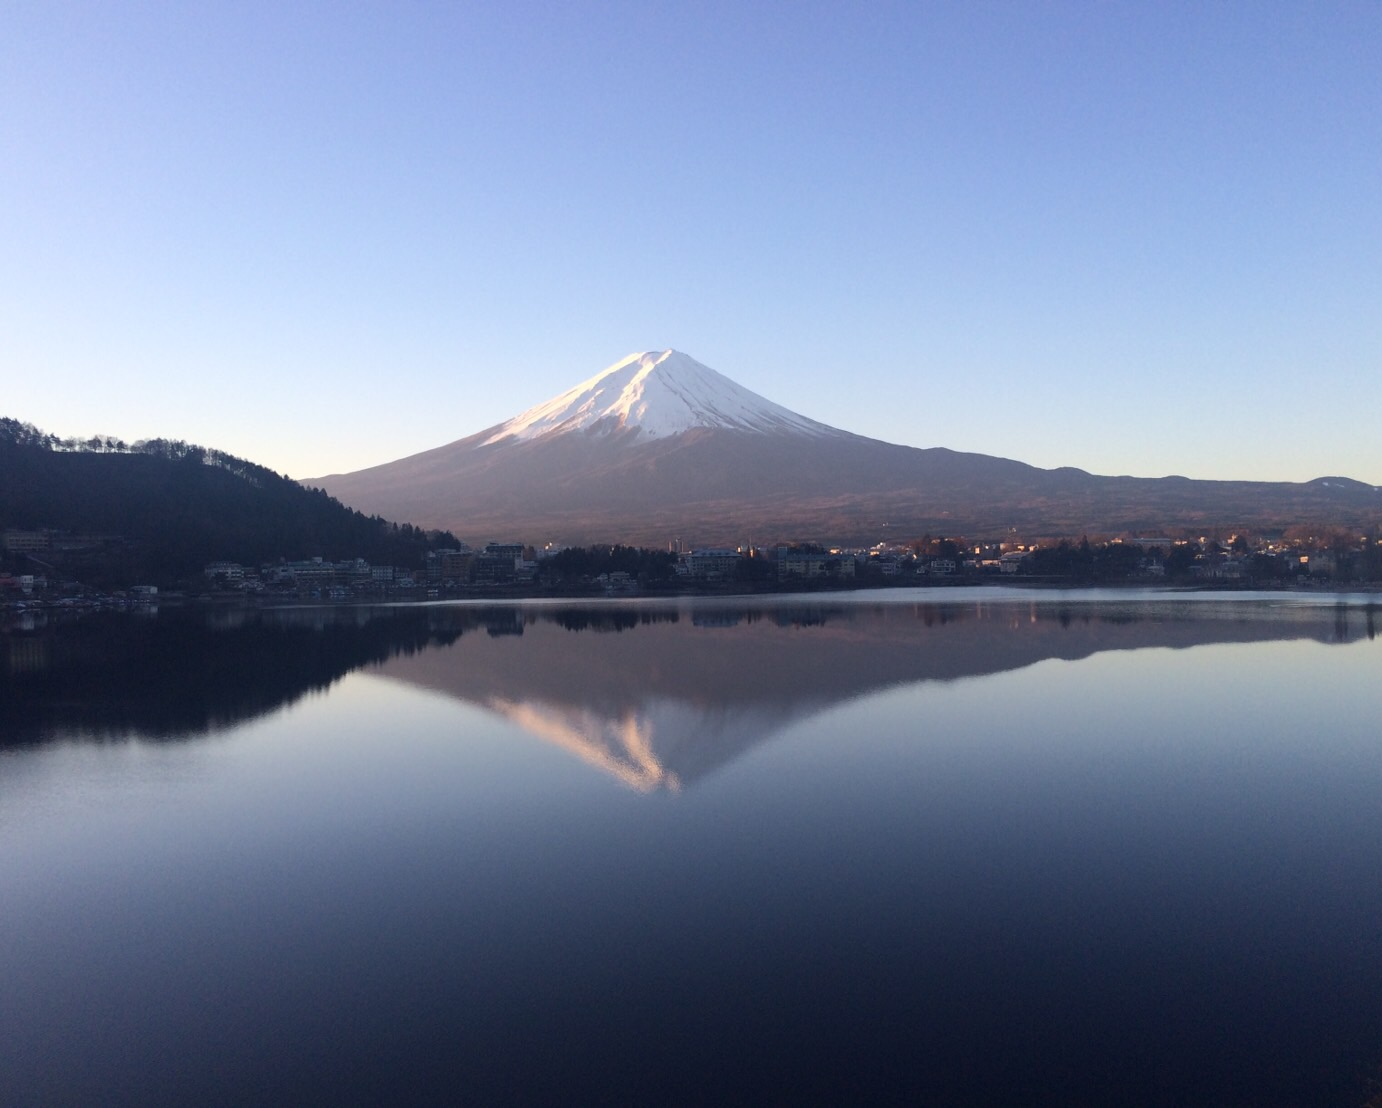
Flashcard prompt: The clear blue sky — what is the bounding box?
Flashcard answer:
[4,1,1379,484]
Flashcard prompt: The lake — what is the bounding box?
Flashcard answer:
[3,589,1380,1105]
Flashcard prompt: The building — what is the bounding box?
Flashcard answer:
[204,561,246,584]
[426,548,474,583]
[684,549,742,579]
[777,550,854,580]
[1000,552,1027,574]
[2,529,51,554]
[474,543,525,583]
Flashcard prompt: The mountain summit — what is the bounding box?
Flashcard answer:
[483,350,841,444]
[308,349,1380,546]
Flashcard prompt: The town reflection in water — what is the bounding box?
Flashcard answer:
[6,594,1377,792]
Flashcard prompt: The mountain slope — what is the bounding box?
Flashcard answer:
[308,350,1382,545]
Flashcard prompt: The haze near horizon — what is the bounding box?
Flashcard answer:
[3,4,1379,484]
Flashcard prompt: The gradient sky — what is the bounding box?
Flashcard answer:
[3,2,1379,485]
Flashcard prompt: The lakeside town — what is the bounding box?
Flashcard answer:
[4,524,1381,612]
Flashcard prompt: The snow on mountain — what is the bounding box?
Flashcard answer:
[481,349,841,445]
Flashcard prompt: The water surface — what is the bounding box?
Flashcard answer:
[2,590,1380,1104]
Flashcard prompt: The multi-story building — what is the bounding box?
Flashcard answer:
[2,529,51,553]
[777,550,854,579]
[684,549,742,579]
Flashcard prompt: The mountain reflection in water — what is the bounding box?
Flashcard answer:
[6,595,1377,791]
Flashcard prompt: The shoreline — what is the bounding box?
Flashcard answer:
[6,574,1380,620]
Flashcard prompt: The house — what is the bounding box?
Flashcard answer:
[599,571,636,594]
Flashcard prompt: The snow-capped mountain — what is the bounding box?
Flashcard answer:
[307,349,1381,546]
[482,350,841,444]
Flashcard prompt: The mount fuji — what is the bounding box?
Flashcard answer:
[308,350,1380,545]
[476,349,839,444]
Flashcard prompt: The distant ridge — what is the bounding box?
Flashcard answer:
[308,350,1382,546]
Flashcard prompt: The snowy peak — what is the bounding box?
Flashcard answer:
[481,349,841,445]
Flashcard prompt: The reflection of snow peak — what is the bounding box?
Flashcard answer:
[488,699,681,793]
[482,695,812,793]
[481,349,840,445]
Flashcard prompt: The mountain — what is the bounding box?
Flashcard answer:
[308,350,1382,545]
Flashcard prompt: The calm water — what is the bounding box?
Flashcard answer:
[3,589,1381,1105]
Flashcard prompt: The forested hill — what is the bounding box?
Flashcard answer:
[0,418,459,584]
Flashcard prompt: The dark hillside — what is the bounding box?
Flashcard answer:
[0,418,459,584]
